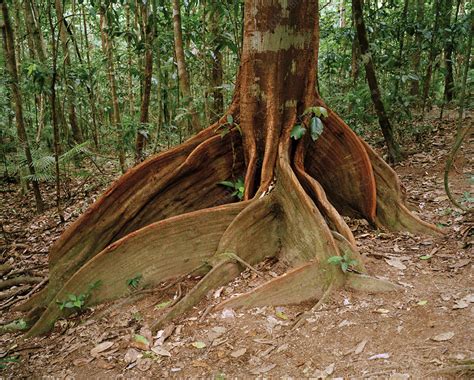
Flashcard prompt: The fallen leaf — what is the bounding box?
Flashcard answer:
[276,311,289,320]
[221,309,235,319]
[230,348,247,358]
[453,300,469,309]
[431,332,454,342]
[132,334,150,350]
[250,363,276,375]
[390,374,410,380]
[368,353,391,360]
[385,258,407,270]
[419,255,432,260]
[192,360,211,369]
[90,341,114,357]
[325,363,335,375]
[73,357,94,366]
[191,341,207,349]
[124,348,142,364]
[417,300,428,306]
[375,309,390,314]
[137,358,152,372]
[354,339,368,355]
[151,346,171,357]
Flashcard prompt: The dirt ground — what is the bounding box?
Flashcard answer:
[1,111,472,379]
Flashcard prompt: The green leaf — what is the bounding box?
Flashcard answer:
[191,341,207,349]
[419,255,432,260]
[417,300,428,306]
[68,294,77,301]
[275,311,288,320]
[341,262,349,273]
[134,334,150,346]
[226,114,234,124]
[290,124,306,140]
[219,181,235,189]
[310,117,324,141]
[327,256,343,265]
[155,300,172,310]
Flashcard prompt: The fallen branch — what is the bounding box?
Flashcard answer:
[0,285,30,301]
[0,276,43,291]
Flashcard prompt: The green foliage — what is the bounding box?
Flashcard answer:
[56,280,102,312]
[219,177,245,200]
[127,274,143,290]
[0,356,19,370]
[327,254,358,273]
[290,124,306,140]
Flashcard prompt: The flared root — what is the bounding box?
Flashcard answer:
[23,101,440,337]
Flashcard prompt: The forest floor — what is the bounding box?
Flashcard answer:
[1,110,473,379]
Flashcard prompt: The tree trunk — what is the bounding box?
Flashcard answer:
[81,6,99,149]
[135,0,154,164]
[99,7,126,173]
[352,0,402,163]
[422,0,442,114]
[443,0,456,103]
[1,1,44,213]
[54,0,83,144]
[410,0,424,97]
[171,0,201,134]
[23,0,440,337]
[209,8,224,123]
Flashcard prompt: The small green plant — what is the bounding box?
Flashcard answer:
[0,355,19,370]
[218,177,245,200]
[127,274,143,289]
[291,106,327,141]
[327,253,358,273]
[56,280,102,312]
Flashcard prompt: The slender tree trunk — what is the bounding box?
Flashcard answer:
[126,6,135,116]
[171,0,200,133]
[2,1,44,212]
[393,0,410,100]
[457,9,473,124]
[443,0,457,103]
[99,8,126,173]
[352,0,402,163]
[135,1,154,163]
[422,0,442,114]
[48,2,64,223]
[209,7,224,123]
[82,6,99,148]
[410,0,424,97]
[54,0,83,144]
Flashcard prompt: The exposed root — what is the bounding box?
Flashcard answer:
[26,203,246,337]
[292,281,334,330]
[345,273,402,293]
[217,262,338,310]
[294,139,356,245]
[17,127,244,313]
[306,107,377,221]
[361,140,443,235]
[0,276,43,291]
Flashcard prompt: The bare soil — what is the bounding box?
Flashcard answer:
[1,111,472,379]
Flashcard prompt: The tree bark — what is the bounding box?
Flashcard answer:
[99,7,126,173]
[209,7,224,122]
[172,0,201,133]
[135,0,155,163]
[1,1,44,212]
[410,0,424,97]
[443,0,456,103]
[422,0,442,114]
[352,0,402,163]
[54,0,83,144]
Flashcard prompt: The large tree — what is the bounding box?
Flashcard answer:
[21,0,440,336]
